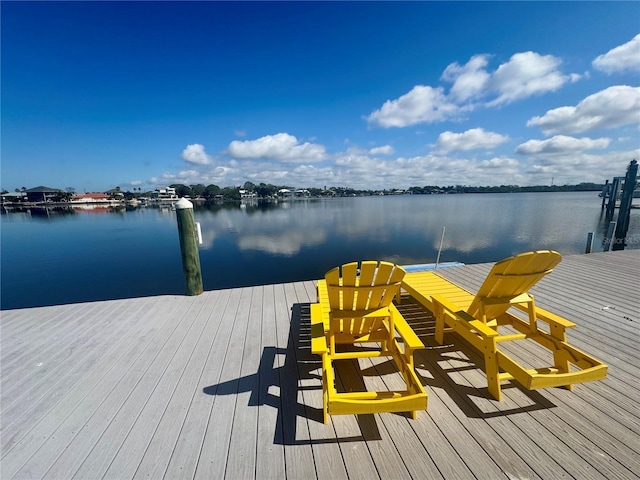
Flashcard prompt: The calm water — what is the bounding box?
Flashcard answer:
[2,192,638,309]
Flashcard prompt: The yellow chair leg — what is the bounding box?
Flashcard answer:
[485,346,502,401]
[554,349,573,390]
[434,305,445,344]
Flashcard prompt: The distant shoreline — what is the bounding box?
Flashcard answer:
[1,188,609,210]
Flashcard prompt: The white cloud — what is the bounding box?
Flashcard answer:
[369,145,395,155]
[366,85,459,127]
[526,148,640,183]
[527,85,640,135]
[487,52,578,106]
[516,135,611,155]
[478,157,520,169]
[227,133,326,162]
[130,180,142,186]
[181,144,214,165]
[368,51,579,127]
[442,54,491,103]
[435,128,509,152]
[593,34,640,74]
[151,141,640,190]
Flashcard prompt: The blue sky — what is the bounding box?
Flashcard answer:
[2,1,639,192]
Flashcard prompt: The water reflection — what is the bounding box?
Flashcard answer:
[2,193,638,309]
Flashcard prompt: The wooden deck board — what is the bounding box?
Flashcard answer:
[254,284,287,480]
[162,289,236,480]
[1,249,638,479]
[0,295,188,478]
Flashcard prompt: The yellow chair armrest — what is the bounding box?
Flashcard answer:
[534,306,576,328]
[310,303,328,355]
[389,304,424,349]
[432,295,498,338]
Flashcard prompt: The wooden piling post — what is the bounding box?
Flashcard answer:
[175,198,203,296]
[601,179,609,210]
[613,159,638,251]
[603,221,616,252]
[606,177,621,217]
[585,232,594,254]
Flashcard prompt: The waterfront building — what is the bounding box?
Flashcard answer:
[151,186,178,202]
[24,186,64,203]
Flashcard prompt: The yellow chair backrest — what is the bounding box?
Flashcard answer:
[325,261,405,337]
[467,250,562,321]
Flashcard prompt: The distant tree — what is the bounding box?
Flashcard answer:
[66,187,76,194]
[221,186,240,200]
[204,184,221,199]
[170,183,193,197]
[243,181,256,192]
[190,184,206,198]
[255,183,277,198]
[52,190,73,202]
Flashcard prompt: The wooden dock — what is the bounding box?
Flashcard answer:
[1,249,639,479]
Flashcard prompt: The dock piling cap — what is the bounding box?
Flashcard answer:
[175,197,193,210]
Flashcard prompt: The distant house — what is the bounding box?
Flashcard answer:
[151,186,178,201]
[105,188,125,199]
[25,186,63,203]
[0,191,27,204]
[239,189,256,199]
[277,188,293,198]
[72,193,111,203]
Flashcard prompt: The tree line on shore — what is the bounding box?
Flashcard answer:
[3,181,604,202]
[164,181,605,199]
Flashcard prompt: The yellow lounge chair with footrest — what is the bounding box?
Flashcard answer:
[402,250,607,401]
[311,261,427,424]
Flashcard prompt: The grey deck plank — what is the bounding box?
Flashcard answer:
[439,346,608,479]
[0,296,179,455]
[91,293,217,479]
[285,281,348,480]
[1,298,140,414]
[272,282,317,480]
[193,288,252,480]
[161,288,237,480]
[1,303,91,354]
[16,295,202,480]
[225,286,264,479]
[128,291,228,479]
[1,295,190,479]
[254,284,287,480]
[1,300,113,390]
[1,302,93,364]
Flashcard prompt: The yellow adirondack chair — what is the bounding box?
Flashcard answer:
[402,251,607,401]
[311,261,427,424]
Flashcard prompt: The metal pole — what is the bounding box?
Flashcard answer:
[175,198,203,296]
[435,226,445,268]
